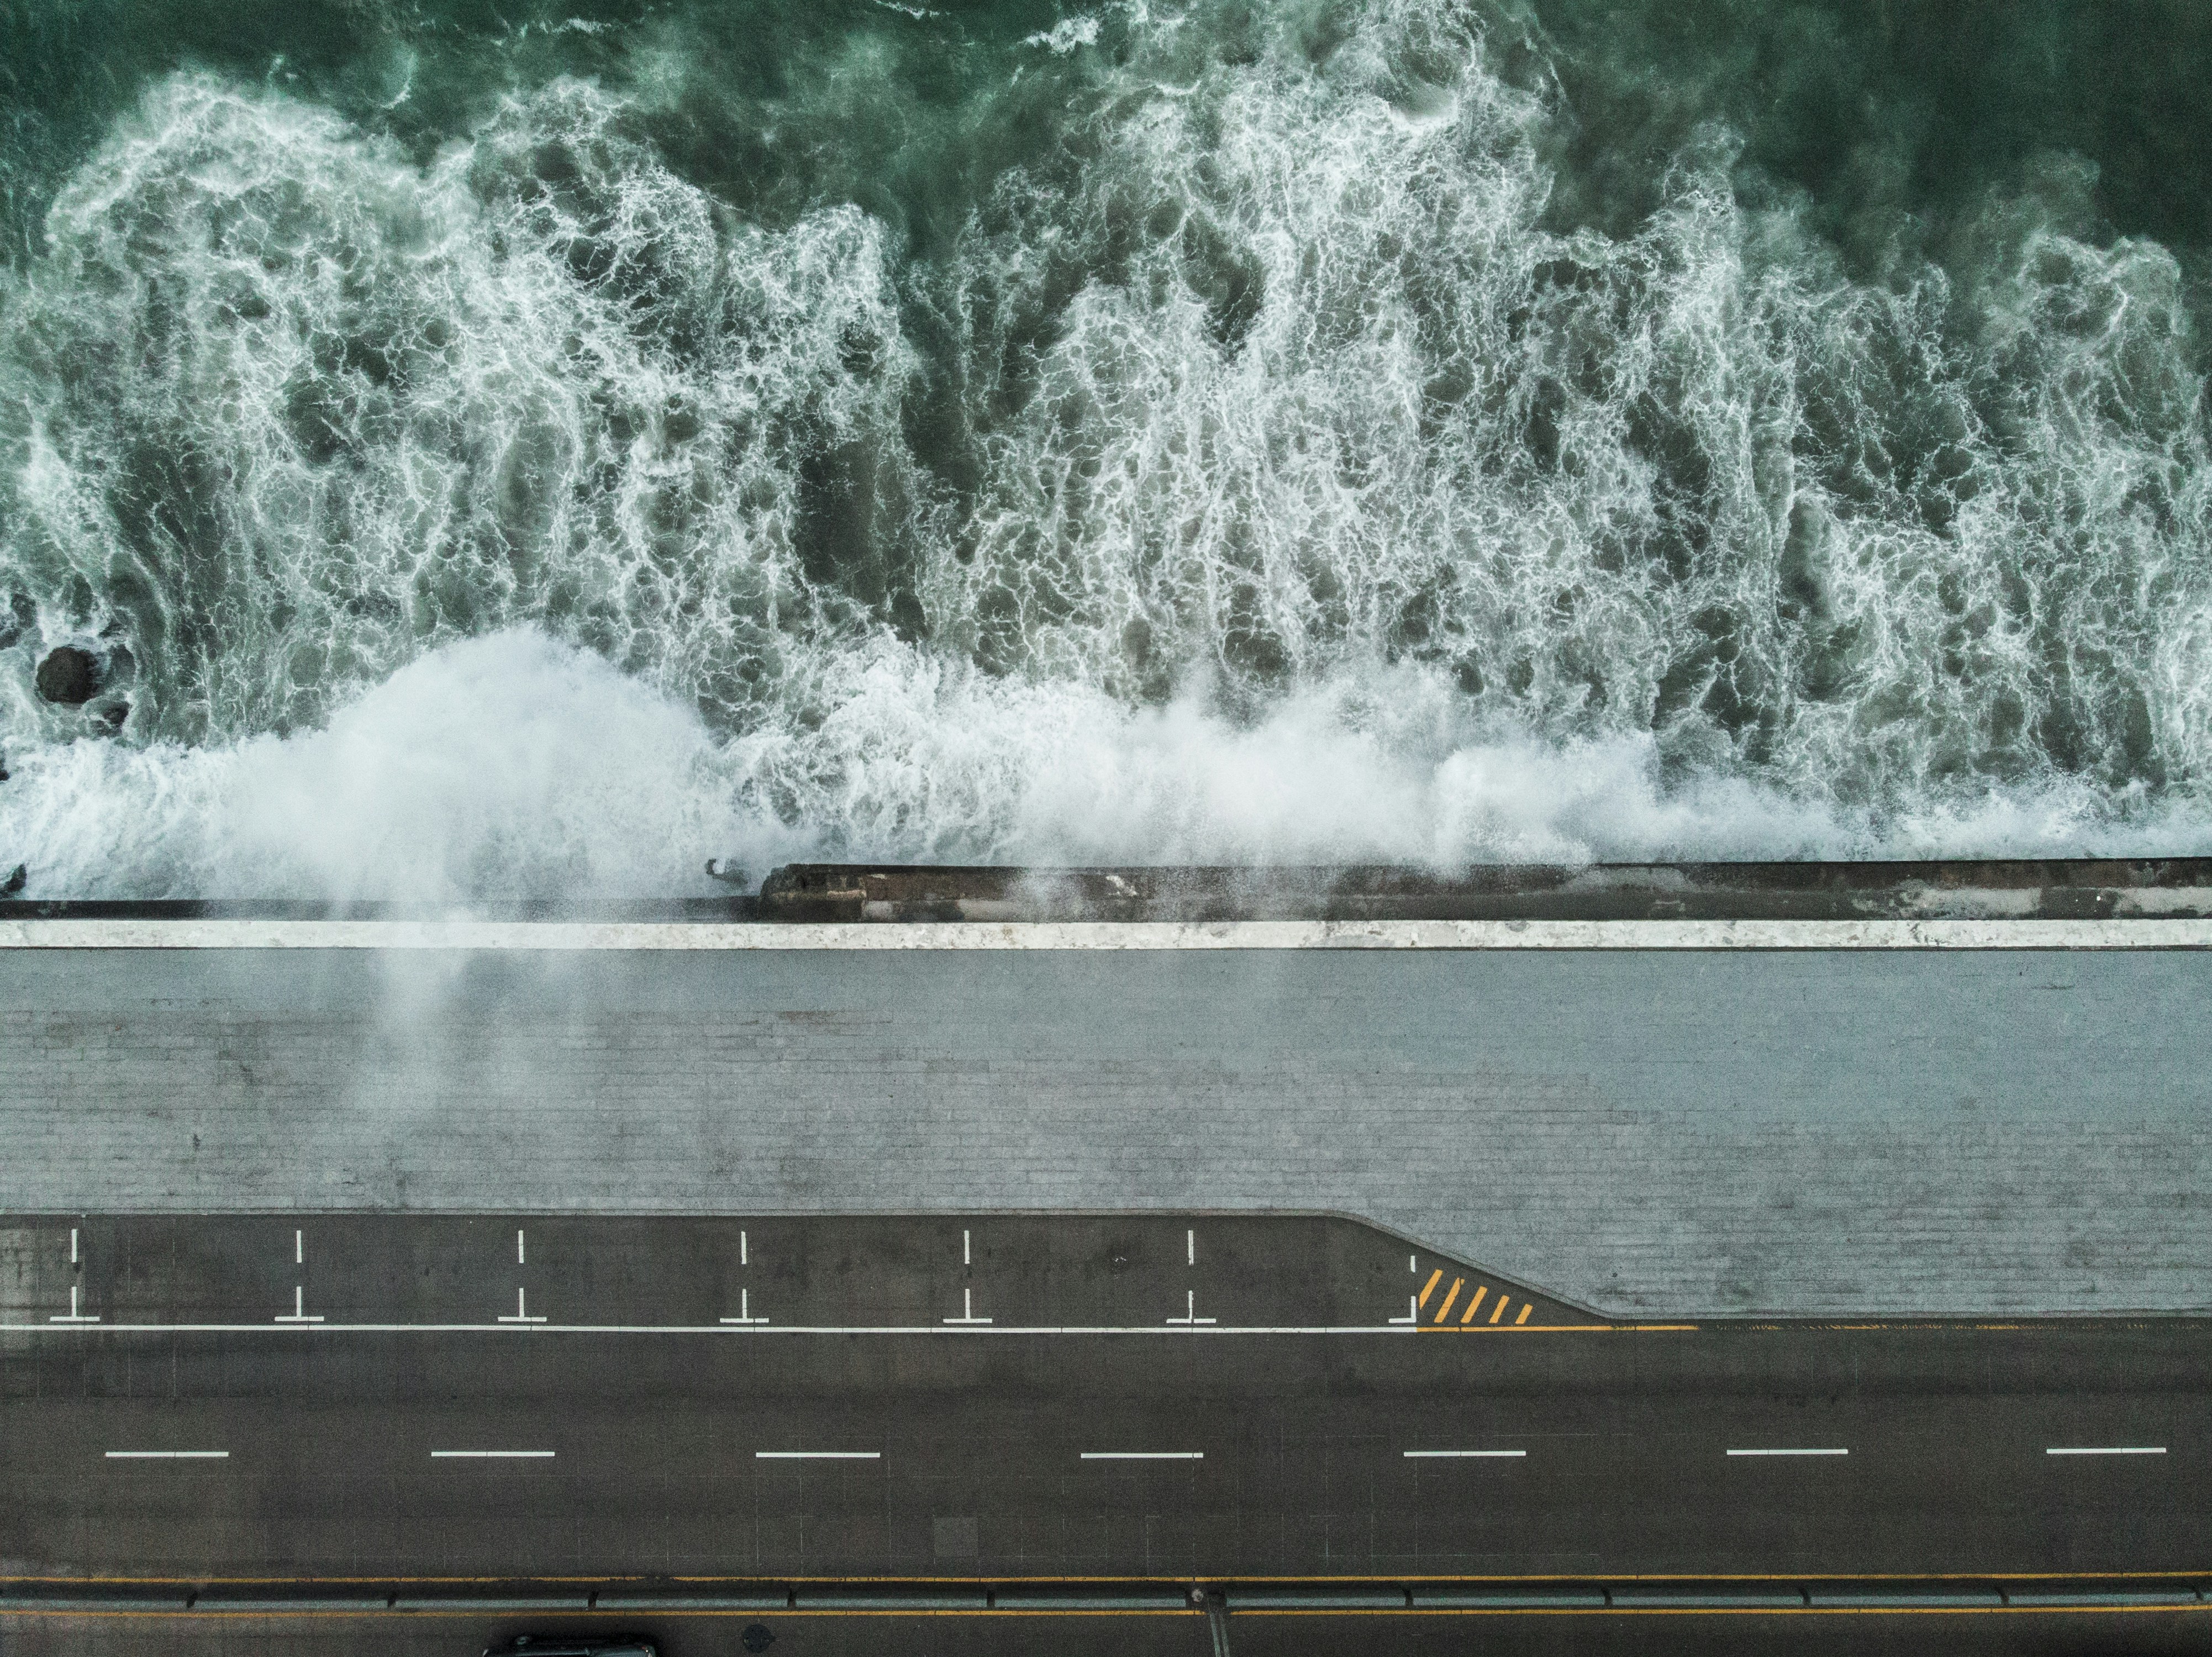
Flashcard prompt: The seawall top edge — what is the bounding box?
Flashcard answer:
[2,918,2211,950]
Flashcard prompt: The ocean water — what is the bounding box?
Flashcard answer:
[0,0,2208,897]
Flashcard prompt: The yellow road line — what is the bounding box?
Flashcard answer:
[4,1607,2206,1622]
[1515,1304,1533,1325]
[1435,1280,1463,1323]
[1418,1269,1443,1309]
[1489,1296,1509,1325]
[1230,1606,2212,1619]
[1460,1286,1488,1324]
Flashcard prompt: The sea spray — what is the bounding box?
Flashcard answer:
[0,0,2207,895]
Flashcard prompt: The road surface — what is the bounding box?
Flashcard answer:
[3,1213,2208,1656]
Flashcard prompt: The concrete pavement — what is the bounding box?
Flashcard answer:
[0,944,2208,1316]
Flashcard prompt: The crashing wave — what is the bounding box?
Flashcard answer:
[0,0,2207,895]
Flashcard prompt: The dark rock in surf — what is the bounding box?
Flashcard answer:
[35,645,98,704]
[1,864,23,898]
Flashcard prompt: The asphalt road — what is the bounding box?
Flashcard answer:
[4,1217,2209,1596]
[7,1316,2209,1577]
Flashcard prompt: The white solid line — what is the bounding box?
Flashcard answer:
[755,1451,879,1460]
[2047,1446,2167,1455]
[517,1229,526,1265]
[71,1228,79,1265]
[1187,1229,1194,1266]
[1388,1293,1419,1325]
[1081,1451,1203,1461]
[50,1283,98,1323]
[106,1450,228,1460]
[431,1450,555,1459]
[4,1319,1512,1336]
[1726,1448,1848,1457]
[963,1228,971,1267]
[1404,1449,1527,1458]
[740,1229,748,1267]
[294,1229,302,1265]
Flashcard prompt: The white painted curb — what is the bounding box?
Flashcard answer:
[1,918,2209,950]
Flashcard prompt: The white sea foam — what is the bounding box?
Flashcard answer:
[1,0,2208,897]
[1024,15,1102,53]
[2,627,2194,900]
[0,632,749,901]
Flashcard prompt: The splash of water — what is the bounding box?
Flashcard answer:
[0,0,2207,895]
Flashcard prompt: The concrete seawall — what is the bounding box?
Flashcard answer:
[1,934,2205,1318]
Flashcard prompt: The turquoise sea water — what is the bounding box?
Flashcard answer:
[1,0,2208,895]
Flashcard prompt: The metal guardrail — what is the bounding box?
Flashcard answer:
[3,1577,2207,1616]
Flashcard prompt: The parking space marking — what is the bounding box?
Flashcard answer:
[1418,1269,1444,1309]
[944,1287,991,1325]
[2047,1446,2166,1456]
[50,1284,97,1324]
[1082,1451,1203,1461]
[105,1450,227,1460]
[294,1230,303,1266]
[497,1288,547,1325]
[720,1288,768,1325]
[1166,1290,1216,1326]
[275,1285,323,1324]
[431,1450,555,1459]
[1405,1449,1526,1459]
[1728,1448,1848,1457]
[516,1229,526,1265]
[756,1451,879,1460]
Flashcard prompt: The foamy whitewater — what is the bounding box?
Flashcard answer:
[1,0,2208,897]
